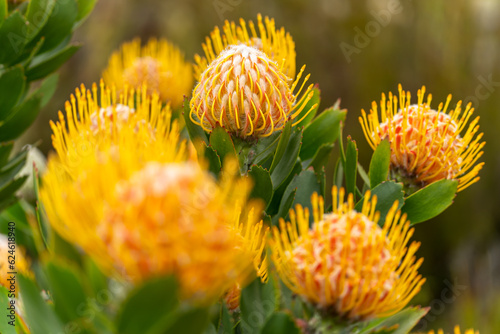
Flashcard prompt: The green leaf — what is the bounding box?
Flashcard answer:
[116,276,179,334]
[369,139,391,189]
[0,147,27,175]
[333,157,343,189]
[355,181,404,224]
[162,308,210,334]
[270,127,302,189]
[300,107,346,161]
[283,170,322,223]
[84,257,108,296]
[267,159,301,216]
[401,179,458,224]
[0,176,27,200]
[0,66,25,122]
[25,0,56,42]
[251,132,281,167]
[29,0,78,53]
[0,11,29,64]
[75,0,97,24]
[293,86,320,129]
[26,44,80,81]
[18,274,65,334]
[358,162,370,187]
[209,126,237,163]
[247,165,273,205]
[204,143,222,176]
[270,121,292,173]
[261,312,300,334]
[358,306,428,334]
[183,97,208,143]
[44,260,89,323]
[272,188,296,226]
[0,92,41,142]
[306,143,334,173]
[0,286,16,334]
[240,277,276,334]
[0,142,13,166]
[345,136,358,199]
[218,304,233,334]
[0,0,6,28]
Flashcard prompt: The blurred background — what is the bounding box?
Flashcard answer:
[21,0,500,332]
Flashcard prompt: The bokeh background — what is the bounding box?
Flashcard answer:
[21,0,500,332]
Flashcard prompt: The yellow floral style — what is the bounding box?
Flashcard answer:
[41,82,264,303]
[103,38,192,108]
[190,43,315,138]
[360,85,485,193]
[427,326,479,334]
[194,14,296,79]
[272,187,425,321]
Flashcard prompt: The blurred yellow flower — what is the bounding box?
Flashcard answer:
[41,82,262,303]
[103,38,192,108]
[428,326,479,334]
[0,234,30,289]
[360,85,485,193]
[194,14,296,79]
[190,44,314,138]
[272,187,425,321]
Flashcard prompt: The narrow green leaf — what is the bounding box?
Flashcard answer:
[293,86,320,129]
[0,286,16,334]
[345,136,358,199]
[0,142,13,166]
[358,306,428,334]
[358,162,370,187]
[25,0,56,42]
[0,66,25,122]
[401,179,458,224]
[267,159,301,216]
[18,274,65,334]
[0,11,29,64]
[270,127,302,189]
[333,157,343,189]
[75,0,97,24]
[116,276,179,334]
[247,165,273,205]
[240,277,276,334]
[369,139,391,189]
[204,143,222,176]
[300,107,346,161]
[307,143,334,173]
[284,170,322,222]
[0,145,26,173]
[26,44,80,81]
[0,176,27,200]
[0,93,41,142]
[218,304,233,334]
[251,132,281,166]
[269,121,292,173]
[161,308,210,334]
[355,181,404,224]
[45,260,88,323]
[209,126,237,163]
[261,312,300,334]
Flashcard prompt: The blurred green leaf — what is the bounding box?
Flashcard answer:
[345,136,358,199]
[183,97,209,144]
[162,308,210,334]
[0,11,29,65]
[0,92,41,142]
[358,306,428,334]
[116,276,179,334]
[247,165,273,205]
[270,121,292,173]
[0,65,25,122]
[209,126,237,162]
[270,127,302,189]
[0,175,27,201]
[75,0,97,25]
[218,303,233,334]
[26,44,80,81]
[355,181,404,224]
[293,86,320,129]
[300,106,346,161]
[261,312,300,334]
[334,157,343,189]
[369,139,391,189]
[30,0,78,53]
[204,324,217,334]
[25,0,56,42]
[0,200,37,256]
[18,274,65,334]
[0,286,16,334]
[0,147,27,175]
[240,277,277,334]
[0,142,13,166]
[0,0,6,27]
[84,257,108,297]
[401,179,458,224]
[45,260,89,323]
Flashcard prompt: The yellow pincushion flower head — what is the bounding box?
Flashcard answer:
[190,43,314,138]
[41,82,265,303]
[360,85,485,194]
[103,38,193,108]
[427,326,479,334]
[194,14,296,80]
[272,187,425,321]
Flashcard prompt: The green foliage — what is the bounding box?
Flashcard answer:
[240,277,277,334]
[369,139,391,189]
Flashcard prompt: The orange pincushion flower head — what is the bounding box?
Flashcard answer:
[194,14,296,80]
[190,44,314,138]
[427,326,479,334]
[272,187,425,321]
[103,38,192,108]
[360,85,485,194]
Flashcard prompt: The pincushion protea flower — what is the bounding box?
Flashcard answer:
[103,38,192,108]
[360,85,485,193]
[427,326,479,334]
[41,83,264,303]
[193,14,296,79]
[272,187,425,321]
[190,44,314,138]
